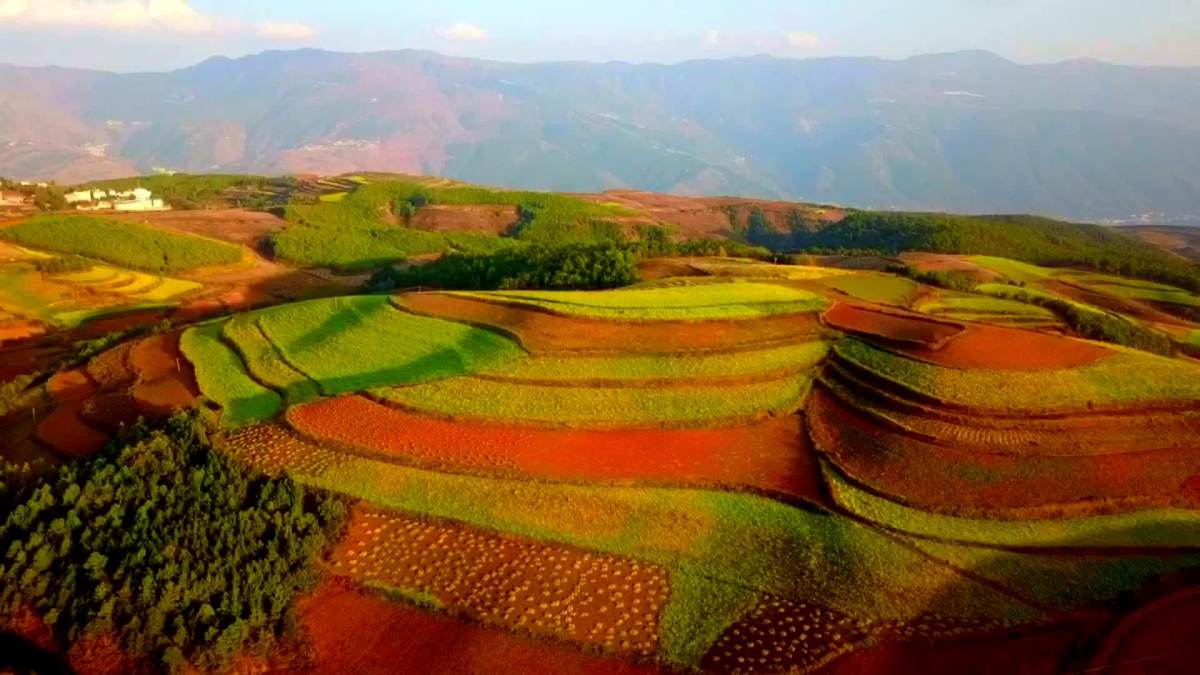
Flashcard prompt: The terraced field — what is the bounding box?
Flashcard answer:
[13,258,1200,674]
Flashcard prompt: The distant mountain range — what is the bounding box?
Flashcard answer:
[2,48,1200,221]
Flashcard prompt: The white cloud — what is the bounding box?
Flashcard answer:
[785,31,823,49]
[254,20,315,41]
[703,29,721,46]
[439,22,488,42]
[0,0,315,40]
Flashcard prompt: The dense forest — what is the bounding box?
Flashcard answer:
[783,211,1200,292]
[368,243,639,291]
[0,413,347,671]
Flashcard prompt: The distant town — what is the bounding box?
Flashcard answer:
[0,177,171,216]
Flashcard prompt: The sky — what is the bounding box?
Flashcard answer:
[0,0,1198,72]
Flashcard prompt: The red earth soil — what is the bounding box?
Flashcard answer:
[70,308,172,342]
[822,303,965,349]
[332,506,669,656]
[297,577,658,675]
[401,292,825,354]
[288,395,826,502]
[1087,587,1200,674]
[0,342,63,380]
[35,369,107,457]
[890,322,1114,370]
[128,332,200,413]
[808,385,1200,516]
[815,619,1093,675]
[409,204,519,234]
[105,209,286,247]
[587,189,844,240]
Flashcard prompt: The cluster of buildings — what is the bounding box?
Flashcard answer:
[64,187,170,212]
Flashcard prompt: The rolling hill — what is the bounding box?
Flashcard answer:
[2,49,1200,220]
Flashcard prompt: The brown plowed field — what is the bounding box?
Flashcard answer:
[128,332,199,413]
[891,323,1114,370]
[84,341,136,390]
[822,303,964,349]
[401,292,824,354]
[1087,587,1200,675]
[808,385,1200,517]
[297,578,656,675]
[35,369,106,457]
[331,506,669,657]
[897,253,999,281]
[104,209,286,247]
[408,204,519,234]
[288,395,825,501]
[224,423,353,476]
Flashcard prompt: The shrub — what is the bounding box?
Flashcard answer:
[371,243,639,291]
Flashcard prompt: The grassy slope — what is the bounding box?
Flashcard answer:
[822,273,920,306]
[481,341,829,381]
[453,282,826,320]
[0,216,242,273]
[256,295,524,396]
[372,373,814,428]
[221,313,321,406]
[835,338,1200,410]
[181,322,282,427]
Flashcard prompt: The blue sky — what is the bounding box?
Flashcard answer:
[0,0,1196,71]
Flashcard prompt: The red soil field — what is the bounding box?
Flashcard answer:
[808,385,1200,516]
[297,578,656,675]
[0,341,64,380]
[288,395,825,502]
[105,209,286,247]
[896,253,998,280]
[1088,588,1200,675]
[71,309,171,342]
[0,319,46,344]
[822,303,965,349]
[815,620,1092,675]
[402,292,825,354]
[409,204,519,234]
[891,323,1114,370]
[330,506,669,657]
[587,189,843,240]
[35,369,106,457]
[128,332,200,413]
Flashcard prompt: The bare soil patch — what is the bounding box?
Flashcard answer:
[104,209,286,247]
[1088,587,1200,675]
[402,292,824,354]
[35,369,106,457]
[296,577,655,675]
[891,323,1113,371]
[289,395,824,501]
[129,332,200,413]
[823,303,965,349]
[409,204,520,234]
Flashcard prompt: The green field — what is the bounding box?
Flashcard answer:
[452,282,827,320]
[372,372,814,428]
[917,294,1056,318]
[821,273,920,306]
[255,295,524,396]
[221,314,321,406]
[835,338,1200,411]
[271,179,634,270]
[0,216,242,273]
[482,341,829,382]
[181,322,283,427]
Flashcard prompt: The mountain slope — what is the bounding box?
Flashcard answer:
[2,49,1200,220]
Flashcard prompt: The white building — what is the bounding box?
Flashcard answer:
[67,186,169,211]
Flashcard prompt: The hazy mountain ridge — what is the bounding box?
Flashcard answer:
[2,48,1200,219]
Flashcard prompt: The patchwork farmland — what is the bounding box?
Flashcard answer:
[4,175,1200,674]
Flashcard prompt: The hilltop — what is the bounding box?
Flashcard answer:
[2,49,1200,220]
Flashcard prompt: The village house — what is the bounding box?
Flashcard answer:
[0,190,29,207]
[66,186,170,211]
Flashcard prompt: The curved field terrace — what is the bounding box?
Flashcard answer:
[8,253,1200,674]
